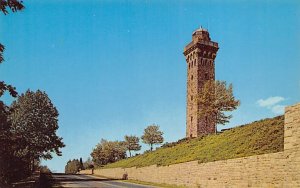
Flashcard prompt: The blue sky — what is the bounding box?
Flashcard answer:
[1,0,299,172]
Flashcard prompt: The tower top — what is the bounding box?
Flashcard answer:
[183,26,218,56]
[193,26,208,33]
[192,26,210,41]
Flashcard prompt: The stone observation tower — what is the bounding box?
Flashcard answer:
[183,27,219,138]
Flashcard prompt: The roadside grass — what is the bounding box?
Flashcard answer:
[121,179,187,188]
[90,174,187,188]
[104,115,284,168]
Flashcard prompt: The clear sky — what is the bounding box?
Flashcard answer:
[1,0,299,172]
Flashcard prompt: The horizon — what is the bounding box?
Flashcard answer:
[1,0,299,172]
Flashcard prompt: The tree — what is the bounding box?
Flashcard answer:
[0,0,22,100]
[0,99,30,184]
[79,157,84,170]
[141,124,164,151]
[91,139,126,166]
[197,80,240,134]
[65,159,81,174]
[83,157,93,169]
[0,83,19,184]
[0,1,44,185]
[124,135,141,157]
[10,90,65,171]
[39,165,51,174]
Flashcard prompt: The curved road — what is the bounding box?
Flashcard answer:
[51,173,158,188]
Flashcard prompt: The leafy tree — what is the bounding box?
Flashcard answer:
[91,139,126,166]
[0,1,43,185]
[65,159,81,174]
[0,0,24,15]
[197,80,240,134]
[124,135,141,157]
[0,0,23,101]
[0,83,18,184]
[39,165,51,174]
[141,124,164,151]
[10,90,65,171]
[83,157,93,169]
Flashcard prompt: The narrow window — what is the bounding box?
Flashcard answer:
[205,73,209,80]
[191,116,193,122]
[191,75,193,80]
[191,95,193,101]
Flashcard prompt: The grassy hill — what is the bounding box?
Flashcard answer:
[104,115,284,169]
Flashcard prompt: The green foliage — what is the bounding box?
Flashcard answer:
[10,90,65,161]
[197,80,240,132]
[141,124,164,151]
[104,116,284,168]
[0,90,65,185]
[123,179,187,188]
[0,2,50,185]
[39,165,51,174]
[0,0,24,15]
[65,159,81,174]
[0,81,20,184]
[91,139,127,166]
[0,43,4,63]
[0,81,17,97]
[124,135,141,157]
[83,157,93,169]
[0,104,31,184]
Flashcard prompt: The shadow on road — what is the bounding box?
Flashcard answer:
[47,173,120,188]
[51,173,118,182]
[38,173,54,188]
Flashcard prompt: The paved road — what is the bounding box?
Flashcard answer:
[51,173,158,188]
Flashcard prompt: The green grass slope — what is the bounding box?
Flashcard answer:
[104,116,284,169]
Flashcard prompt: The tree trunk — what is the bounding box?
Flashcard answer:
[129,150,131,157]
[31,158,35,172]
[214,113,218,134]
[150,144,153,151]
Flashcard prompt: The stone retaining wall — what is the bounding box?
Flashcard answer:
[81,103,300,187]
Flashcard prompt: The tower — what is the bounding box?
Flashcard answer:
[183,27,219,138]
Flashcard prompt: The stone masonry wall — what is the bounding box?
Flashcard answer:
[81,103,300,187]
